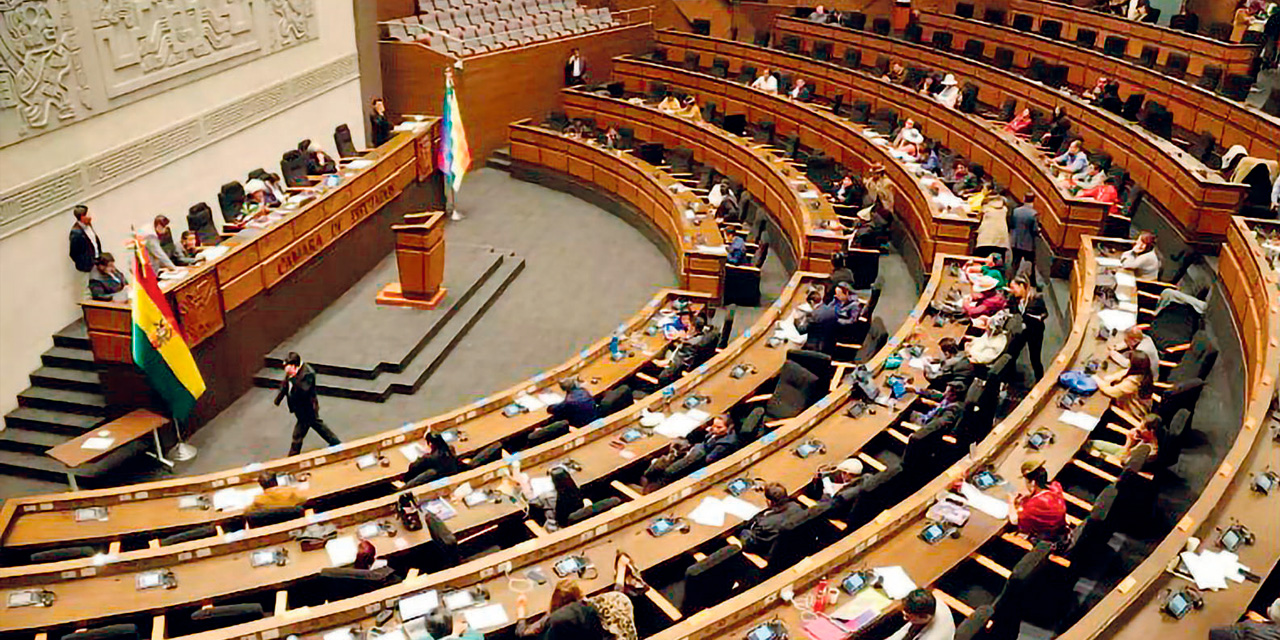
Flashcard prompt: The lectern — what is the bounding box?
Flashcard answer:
[376,212,447,309]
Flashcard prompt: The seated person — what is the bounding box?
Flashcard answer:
[1005,108,1034,136]
[962,276,1007,319]
[727,234,749,265]
[892,119,923,154]
[659,315,719,380]
[1110,326,1160,379]
[676,95,703,121]
[934,74,961,109]
[239,179,272,221]
[1119,231,1161,279]
[641,414,742,491]
[924,337,974,389]
[788,78,811,101]
[738,482,806,554]
[300,139,337,175]
[809,458,865,499]
[917,74,936,96]
[809,5,829,22]
[657,93,682,112]
[851,205,891,249]
[1049,140,1089,177]
[1037,107,1071,152]
[250,472,306,511]
[88,253,130,302]
[964,253,1007,288]
[1089,413,1158,463]
[884,62,907,84]
[751,69,779,93]
[828,174,864,206]
[1078,176,1121,214]
[1082,76,1110,102]
[602,126,620,150]
[421,608,482,640]
[953,163,985,196]
[910,380,968,433]
[1128,0,1152,21]
[920,142,942,174]
[403,431,462,488]
[784,287,825,333]
[708,179,732,209]
[548,377,598,427]
[1063,162,1105,193]
[515,578,613,640]
[800,282,861,354]
[179,231,205,265]
[1093,352,1156,420]
[351,539,396,574]
[1006,456,1067,543]
[888,589,955,640]
[1098,82,1124,115]
[519,466,583,531]
[142,215,195,271]
[1209,598,1280,640]
[864,164,896,211]
[262,173,287,206]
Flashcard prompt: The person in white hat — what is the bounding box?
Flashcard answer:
[814,457,866,498]
[892,118,918,148]
[240,178,270,220]
[897,127,925,160]
[935,74,961,109]
[963,275,1007,319]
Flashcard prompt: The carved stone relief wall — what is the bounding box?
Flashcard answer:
[0,0,318,147]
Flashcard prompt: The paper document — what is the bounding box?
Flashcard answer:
[322,628,354,640]
[398,590,440,621]
[443,589,476,610]
[514,394,546,411]
[325,536,359,567]
[345,159,373,170]
[802,617,852,640]
[462,603,510,629]
[1114,272,1137,288]
[529,476,555,497]
[399,442,426,462]
[688,497,727,527]
[536,391,565,406]
[830,588,893,626]
[776,319,806,344]
[872,566,917,599]
[720,495,762,520]
[959,482,1009,520]
[1098,309,1137,332]
[639,410,665,428]
[686,408,711,423]
[1059,410,1101,432]
[81,437,115,451]
[1095,257,1122,267]
[655,412,701,439]
[211,486,262,512]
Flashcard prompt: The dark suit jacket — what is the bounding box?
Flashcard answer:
[927,355,974,389]
[69,223,101,273]
[276,363,321,420]
[549,387,598,427]
[1009,204,1039,252]
[1018,292,1048,336]
[370,113,393,147]
[740,501,806,554]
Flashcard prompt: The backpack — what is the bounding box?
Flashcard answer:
[1058,370,1098,395]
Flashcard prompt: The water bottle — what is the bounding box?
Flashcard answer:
[609,334,621,359]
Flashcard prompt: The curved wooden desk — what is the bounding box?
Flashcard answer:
[913,0,1259,78]
[649,235,1105,639]
[772,17,1248,248]
[655,29,1115,258]
[605,55,977,265]
[911,8,1280,161]
[558,90,847,273]
[1059,217,1279,640]
[90,255,960,640]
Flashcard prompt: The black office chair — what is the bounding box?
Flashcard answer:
[988,541,1053,640]
[683,51,700,70]
[651,47,668,62]
[904,23,923,43]
[319,567,401,601]
[780,35,801,53]
[280,150,312,187]
[1011,13,1033,31]
[843,12,866,31]
[1102,35,1128,57]
[189,604,265,633]
[982,8,1007,25]
[753,31,771,47]
[1156,378,1205,428]
[993,47,1014,70]
[812,41,833,61]
[567,497,622,525]
[334,124,364,159]
[1165,52,1189,80]
[1154,408,1191,469]
[30,546,96,563]
[853,318,888,363]
[842,48,863,69]
[1261,88,1280,117]
[952,379,989,446]
[1197,65,1224,91]
[606,81,625,98]
[962,37,985,60]
[761,360,824,419]
[245,506,304,528]
[466,442,503,467]
[737,406,766,443]
[871,18,891,35]
[61,625,139,640]
[598,385,634,416]
[718,307,736,349]
[159,525,218,546]
[673,545,752,614]
[422,509,461,570]
[846,463,903,526]
[1219,74,1252,101]
[930,30,953,51]
[956,2,975,18]
[1138,45,1158,68]
[955,605,995,640]
[187,203,220,245]
[1121,93,1146,121]
[762,502,832,570]
[218,181,245,222]
[526,420,571,447]
[648,81,667,101]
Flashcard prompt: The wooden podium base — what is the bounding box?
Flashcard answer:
[375,283,448,309]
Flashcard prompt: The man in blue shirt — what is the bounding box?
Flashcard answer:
[1049,140,1088,178]
[727,235,749,265]
[801,282,861,355]
[548,377,597,427]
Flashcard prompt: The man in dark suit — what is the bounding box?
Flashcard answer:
[547,377,597,427]
[924,337,974,390]
[1009,275,1048,381]
[739,482,806,554]
[275,352,342,456]
[1009,192,1039,284]
[564,48,585,86]
[68,205,101,273]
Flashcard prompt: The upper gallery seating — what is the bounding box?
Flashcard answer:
[382,0,616,57]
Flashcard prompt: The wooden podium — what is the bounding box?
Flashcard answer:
[377,212,448,309]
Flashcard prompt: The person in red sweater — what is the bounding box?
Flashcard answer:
[1079,176,1121,215]
[1004,108,1033,137]
[1007,456,1067,542]
[963,276,1007,319]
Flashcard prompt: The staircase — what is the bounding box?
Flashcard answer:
[1,321,114,483]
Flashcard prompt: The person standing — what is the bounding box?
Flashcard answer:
[565,48,585,86]
[275,352,342,456]
[69,205,101,274]
[1009,192,1038,283]
[370,97,393,147]
[1009,276,1047,381]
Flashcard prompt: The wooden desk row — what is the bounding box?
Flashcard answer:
[111,255,957,640]
[509,122,727,297]
[0,288,699,551]
[771,17,1249,248]
[559,91,847,274]
[0,270,821,636]
[912,0,1258,77]
[912,9,1280,163]
[650,235,1107,639]
[655,29,1114,258]
[1060,217,1280,640]
[607,55,979,265]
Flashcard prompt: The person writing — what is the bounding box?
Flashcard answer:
[1093,352,1156,420]
[249,472,306,511]
[548,378,598,427]
[659,315,719,380]
[1110,326,1161,379]
[274,352,343,456]
[179,231,205,265]
[887,589,956,640]
[370,97,393,146]
[88,253,130,302]
[738,482,805,554]
[1007,456,1067,543]
[403,431,462,488]
[140,215,195,272]
[811,458,865,499]
[514,579,608,639]
[1119,231,1161,279]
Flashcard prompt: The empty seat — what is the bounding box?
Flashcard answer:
[1011,13,1033,31]
[982,8,1006,24]
[956,2,975,18]
[1076,28,1098,48]
[931,31,953,50]
[1219,74,1252,101]
[843,11,866,30]
[1197,65,1223,91]
[31,545,97,563]
[1039,19,1062,39]
[962,38,985,59]
[993,47,1014,70]
[1165,52,1189,79]
[189,604,265,634]
[1103,35,1128,57]
[1138,45,1158,67]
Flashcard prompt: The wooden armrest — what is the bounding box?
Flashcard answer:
[1135,278,1174,289]
[934,590,975,617]
[900,421,922,432]
[829,518,848,531]
[1000,532,1071,567]
[1112,407,1142,429]
[857,452,887,472]
[1153,381,1172,390]
[972,553,1012,579]
[152,615,166,640]
[525,520,549,537]
[1066,513,1084,526]
[796,495,817,507]
[1060,490,1093,512]
[635,371,659,384]
[1165,342,1191,354]
[274,590,288,616]
[746,393,773,403]
[1070,458,1119,483]
[646,587,683,621]
[611,480,642,500]
[887,429,910,444]
[1104,423,1133,437]
[1136,290,1161,300]
[726,536,769,569]
[108,541,121,555]
[391,480,406,489]
[692,551,708,562]
[942,434,958,444]
[764,419,789,428]
[1245,611,1268,623]
[406,567,421,580]
[148,539,160,549]
[1158,359,1177,369]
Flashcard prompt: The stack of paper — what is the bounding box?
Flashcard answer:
[325,536,359,567]
[529,476,555,497]
[655,412,702,438]
[399,441,426,462]
[398,590,440,621]
[959,482,1009,519]
[1095,257,1122,267]
[775,319,806,344]
[1098,309,1137,331]
[1059,410,1101,432]
[536,391,565,406]
[211,486,263,512]
[830,589,893,629]
[688,497,727,526]
[1180,549,1250,591]
[720,495,762,520]
[872,566,917,599]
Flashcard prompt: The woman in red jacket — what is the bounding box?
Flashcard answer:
[1007,456,1067,542]
[963,276,1007,319]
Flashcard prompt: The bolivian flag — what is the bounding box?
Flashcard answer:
[438,70,471,192]
[132,240,206,421]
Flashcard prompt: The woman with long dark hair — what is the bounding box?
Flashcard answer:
[1094,351,1156,420]
[402,431,461,488]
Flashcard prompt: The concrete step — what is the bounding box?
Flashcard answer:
[30,366,102,393]
[3,407,104,436]
[52,320,92,350]
[0,427,72,454]
[16,387,108,416]
[40,346,98,371]
[0,449,71,484]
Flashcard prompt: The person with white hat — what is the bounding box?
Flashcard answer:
[935,74,961,109]
[813,457,866,498]
[892,118,918,148]
[962,275,1007,319]
[240,178,270,220]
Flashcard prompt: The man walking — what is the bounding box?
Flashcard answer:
[274,352,341,456]
[1009,192,1038,284]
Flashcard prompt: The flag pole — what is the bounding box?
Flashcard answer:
[169,417,198,462]
[444,66,465,221]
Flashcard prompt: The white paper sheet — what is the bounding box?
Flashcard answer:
[443,590,476,610]
[211,486,261,512]
[872,566,918,599]
[688,497,727,527]
[514,394,546,411]
[639,410,665,428]
[81,437,115,451]
[686,408,711,423]
[655,412,701,439]
[1095,257,1122,267]
[529,476,555,497]
[345,159,373,170]
[399,442,425,462]
[325,536,359,567]
[322,628,354,640]
[398,590,440,621]
[462,603,510,629]
[536,391,565,406]
[1098,309,1137,332]
[1059,410,1101,432]
[720,495,762,520]
[1114,272,1137,288]
[959,482,1009,520]
[776,319,806,344]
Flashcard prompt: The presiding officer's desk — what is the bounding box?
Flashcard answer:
[109,254,962,640]
[606,55,980,265]
[772,17,1249,249]
[1059,217,1280,640]
[910,7,1280,162]
[0,269,823,637]
[651,236,1108,640]
[655,29,1115,258]
[915,0,1259,78]
[0,287,703,553]
[558,90,847,273]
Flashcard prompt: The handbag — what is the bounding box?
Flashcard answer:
[1058,370,1099,395]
